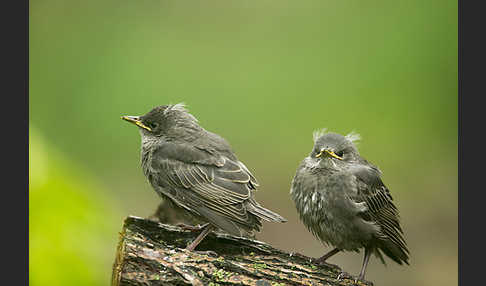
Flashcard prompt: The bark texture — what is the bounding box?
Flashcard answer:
[112,216,373,286]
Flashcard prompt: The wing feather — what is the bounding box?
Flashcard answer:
[150,142,258,229]
[349,165,409,264]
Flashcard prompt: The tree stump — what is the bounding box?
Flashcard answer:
[112,216,373,286]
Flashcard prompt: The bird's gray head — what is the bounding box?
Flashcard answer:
[121,103,201,139]
[309,129,362,167]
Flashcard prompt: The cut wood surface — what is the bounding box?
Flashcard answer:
[112,216,373,286]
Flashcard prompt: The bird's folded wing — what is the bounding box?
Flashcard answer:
[349,165,408,252]
[150,142,256,224]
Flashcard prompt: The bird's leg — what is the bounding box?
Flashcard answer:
[315,248,341,264]
[177,222,210,231]
[185,224,214,251]
[357,248,372,282]
[314,248,342,270]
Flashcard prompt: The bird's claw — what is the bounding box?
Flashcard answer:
[336,272,345,281]
[336,271,353,281]
[312,258,341,270]
[337,273,369,286]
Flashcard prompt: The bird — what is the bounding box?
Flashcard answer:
[121,103,287,251]
[290,129,409,281]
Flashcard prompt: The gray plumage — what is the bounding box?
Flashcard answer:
[290,129,408,280]
[122,103,286,250]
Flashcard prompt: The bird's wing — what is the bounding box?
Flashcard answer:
[349,165,409,263]
[193,144,259,188]
[149,142,258,228]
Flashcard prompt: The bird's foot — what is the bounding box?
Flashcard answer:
[312,257,341,270]
[289,251,309,259]
[354,277,372,286]
[336,272,370,286]
[336,271,352,281]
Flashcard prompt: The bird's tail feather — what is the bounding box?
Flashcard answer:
[196,206,242,237]
[378,239,410,265]
[247,200,287,223]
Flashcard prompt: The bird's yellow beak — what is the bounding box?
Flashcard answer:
[121,115,152,132]
[316,148,343,160]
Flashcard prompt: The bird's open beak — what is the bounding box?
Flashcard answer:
[316,148,343,160]
[121,115,152,131]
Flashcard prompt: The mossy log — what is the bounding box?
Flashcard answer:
[112,216,373,286]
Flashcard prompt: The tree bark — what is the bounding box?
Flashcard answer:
[112,216,373,286]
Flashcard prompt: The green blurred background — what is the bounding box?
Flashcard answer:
[29,0,457,285]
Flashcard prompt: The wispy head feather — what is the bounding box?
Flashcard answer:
[313,128,361,145]
[312,128,328,143]
[345,131,361,144]
[164,102,198,123]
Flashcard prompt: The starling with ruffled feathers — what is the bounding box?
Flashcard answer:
[290,129,409,281]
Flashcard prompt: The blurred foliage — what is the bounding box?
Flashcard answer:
[30,0,457,285]
[29,128,123,285]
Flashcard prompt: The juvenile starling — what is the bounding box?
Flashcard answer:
[290,129,409,281]
[122,103,286,251]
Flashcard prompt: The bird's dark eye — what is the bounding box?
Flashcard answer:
[336,150,344,157]
[147,122,158,129]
